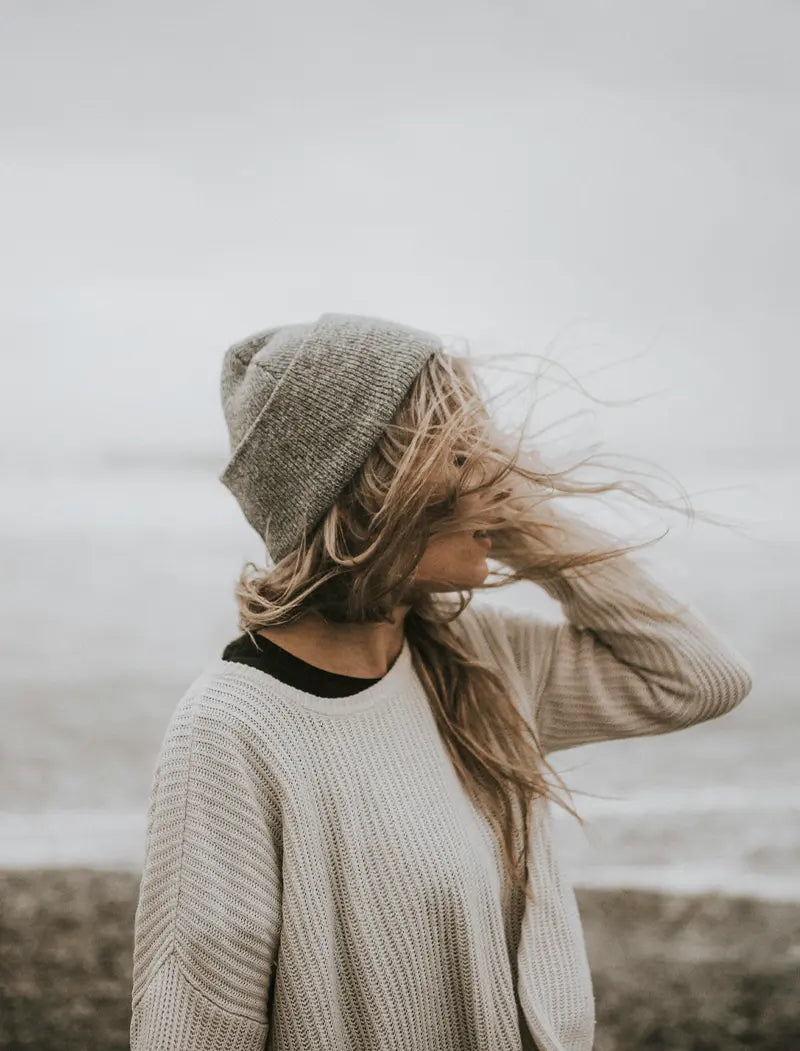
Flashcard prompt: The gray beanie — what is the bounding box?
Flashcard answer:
[219,311,444,563]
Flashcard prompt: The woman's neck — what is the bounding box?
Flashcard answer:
[256,608,409,678]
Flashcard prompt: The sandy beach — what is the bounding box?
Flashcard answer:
[1,869,798,1050]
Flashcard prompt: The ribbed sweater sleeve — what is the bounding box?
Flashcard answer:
[478,547,753,756]
[130,694,283,1051]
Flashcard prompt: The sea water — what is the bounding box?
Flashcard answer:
[1,458,796,901]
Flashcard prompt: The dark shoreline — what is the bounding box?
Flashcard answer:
[1,869,798,1050]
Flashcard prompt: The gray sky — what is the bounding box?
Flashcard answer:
[2,0,796,470]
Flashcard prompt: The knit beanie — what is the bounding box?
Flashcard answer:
[219,311,444,563]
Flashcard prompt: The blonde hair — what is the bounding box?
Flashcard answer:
[231,343,726,903]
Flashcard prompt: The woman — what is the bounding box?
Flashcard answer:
[129,312,753,1051]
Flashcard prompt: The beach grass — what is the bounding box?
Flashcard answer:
[1,869,798,1050]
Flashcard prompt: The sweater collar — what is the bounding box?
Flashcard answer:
[202,634,417,715]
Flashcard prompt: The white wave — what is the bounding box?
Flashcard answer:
[550,784,800,819]
[0,811,147,870]
[571,865,800,903]
[1,809,798,904]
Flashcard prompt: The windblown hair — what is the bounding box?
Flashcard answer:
[231,341,728,903]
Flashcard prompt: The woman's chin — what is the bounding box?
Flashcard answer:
[414,563,490,594]
[454,558,492,587]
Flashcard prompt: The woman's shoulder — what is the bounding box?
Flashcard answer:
[449,599,560,707]
[451,598,551,658]
[173,656,296,723]
[154,660,296,783]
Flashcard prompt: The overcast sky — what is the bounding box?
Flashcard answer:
[1,0,796,472]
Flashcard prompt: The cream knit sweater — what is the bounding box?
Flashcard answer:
[130,553,752,1051]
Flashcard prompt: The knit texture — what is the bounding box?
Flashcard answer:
[218,313,442,563]
[130,554,752,1051]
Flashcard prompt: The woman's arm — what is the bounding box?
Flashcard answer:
[130,693,282,1051]
[486,508,753,755]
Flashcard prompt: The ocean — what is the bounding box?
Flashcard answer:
[2,459,796,901]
